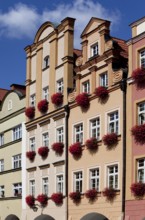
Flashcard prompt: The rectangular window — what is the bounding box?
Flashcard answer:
[138,102,145,125]
[89,168,100,191]
[90,117,100,140]
[137,159,145,183]
[82,81,90,93]
[0,159,4,172]
[108,111,119,134]
[43,87,49,101]
[43,56,49,69]
[13,154,21,169]
[74,171,83,193]
[91,42,99,57]
[42,177,49,195]
[29,180,35,196]
[140,50,145,68]
[29,137,35,151]
[74,123,83,144]
[56,127,64,143]
[56,175,64,193]
[13,183,22,196]
[30,94,36,107]
[107,164,118,189]
[100,72,108,87]
[0,185,4,198]
[57,79,64,93]
[42,132,49,146]
[0,134,4,146]
[13,125,22,141]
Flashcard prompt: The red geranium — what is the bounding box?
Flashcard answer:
[102,133,118,148]
[52,142,64,155]
[69,192,81,203]
[51,193,63,205]
[69,142,82,157]
[38,146,49,158]
[25,107,35,119]
[26,151,36,161]
[85,137,98,150]
[75,93,90,109]
[37,99,48,113]
[25,195,35,207]
[103,187,116,201]
[51,93,63,106]
[130,182,145,198]
[131,124,145,145]
[37,194,48,206]
[85,189,98,201]
[94,86,108,100]
[132,67,145,83]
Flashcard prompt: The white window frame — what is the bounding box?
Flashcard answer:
[42,132,49,147]
[57,78,64,93]
[13,183,22,196]
[108,110,119,134]
[13,125,22,141]
[0,159,4,172]
[29,179,35,196]
[42,177,49,195]
[73,171,83,193]
[106,163,119,189]
[90,117,100,140]
[56,174,64,194]
[29,137,35,151]
[30,94,36,107]
[137,158,145,183]
[82,81,90,94]
[0,185,4,198]
[74,123,83,144]
[43,87,49,101]
[90,42,99,57]
[8,100,12,110]
[138,102,145,125]
[140,49,145,68]
[100,72,108,87]
[89,167,100,191]
[12,154,21,169]
[56,127,64,143]
[0,134,4,146]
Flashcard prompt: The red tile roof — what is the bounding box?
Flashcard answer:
[0,88,9,101]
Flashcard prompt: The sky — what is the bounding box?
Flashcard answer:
[0,0,145,90]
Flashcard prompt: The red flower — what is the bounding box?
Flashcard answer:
[69,142,82,157]
[85,189,98,201]
[69,192,81,203]
[103,187,116,201]
[85,137,98,150]
[37,99,48,113]
[26,151,36,161]
[38,146,49,158]
[75,93,90,109]
[51,93,63,106]
[131,124,145,145]
[94,86,108,100]
[130,182,145,198]
[51,193,63,205]
[25,107,35,119]
[102,133,118,147]
[25,195,35,207]
[37,194,48,206]
[52,142,64,155]
[132,67,145,83]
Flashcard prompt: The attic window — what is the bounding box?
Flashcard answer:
[43,56,49,69]
[90,42,99,57]
[8,100,12,110]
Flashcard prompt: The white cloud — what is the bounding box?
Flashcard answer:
[0,1,121,47]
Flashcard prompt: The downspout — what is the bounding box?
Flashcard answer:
[120,71,127,220]
[64,104,70,220]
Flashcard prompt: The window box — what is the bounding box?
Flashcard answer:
[131,124,145,145]
[51,93,63,106]
[85,137,98,151]
[94,86,108,100]
[85,189,98,201]
[69,191,81,203]
[26,151,36,161]
[132,67,145,86]
[38,146,49,158]
[25,107,35,119]
[52,142,64,155]
[130,182,145,198]
[75,93,90,109]
[69,142,82,158]
[102,133,118,148]
[25,195,35,207]
[103,187,116,201]
[37,99,48,113]
[37,194,48,207]
[51,192,63,205]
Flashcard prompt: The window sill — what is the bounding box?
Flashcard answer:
[42,65,49,71]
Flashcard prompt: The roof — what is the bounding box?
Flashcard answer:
[0,88,9,101]
[112,37,128,59]
[80,213,108,220]
[34,214,55,220]
[73,49,82,57]
[5,214,19,220]
[129,16,145,27]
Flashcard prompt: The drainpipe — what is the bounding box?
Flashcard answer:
[120,70,127,220]
[64,104,70,220]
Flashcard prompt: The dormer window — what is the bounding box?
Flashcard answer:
[57,79,64,93]
[43,56,49,69]
[30,94,36,107]
[91,42,99,57]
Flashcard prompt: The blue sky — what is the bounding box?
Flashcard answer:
[0,0,145,89]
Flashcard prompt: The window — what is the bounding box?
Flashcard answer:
[57,79,64,93]
[138,102,145,125]
[29,180,35,196]
[74,171,83,193]
[107,164,118,189]
[42,177,49,195]
[56,175,64,193]
[74,123,83,144]
[82,81,90,93]
[0,186,4,198]
[13,125,22,141]
[13,154,21,169]
[137,159,145,183]
[0,134,4,146]
[91,42,99,57]
[30,94,36,107]
[108,111,119,134]
[43,56,49,69]
[56,127,64,143]
[90,117,100,140]
[43,87,49,101]
[8,100,12,110]
[100,72,108,87]
[140,50,145,68]
[42,133,49,146]
[89,168,100,191]
[29,137,35,151]
[13,183,22,196]
[0,159,4,172]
